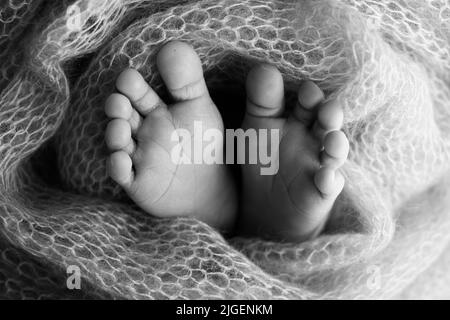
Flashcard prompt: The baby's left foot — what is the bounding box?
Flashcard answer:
[239,64,349,242]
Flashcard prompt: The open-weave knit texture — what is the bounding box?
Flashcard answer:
[0,0,450,299]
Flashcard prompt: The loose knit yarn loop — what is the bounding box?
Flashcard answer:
[0,0,450,299]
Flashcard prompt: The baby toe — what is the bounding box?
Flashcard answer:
[105,93,142,134]
[157,41,209,101]
[116,68,165,116]
[314,167,345,197]
[321,130,349,168]
[116,68,146,100]
[105,119,135,155]
[105,93,132,119]
[294,81,324,126]
[108,151,134,189]
[314,100,344,139]
[245,63,285,118]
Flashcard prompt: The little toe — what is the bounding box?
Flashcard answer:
[314,167,345,197]
[245,64,285,119]
[116,68,166,116]
[105,93,142,134]
[313,100,344,140]
[105,119,136,155]
[157,41,210,102]
[321,130,349,168]
[294,81,324,126]
[108,151,134,189]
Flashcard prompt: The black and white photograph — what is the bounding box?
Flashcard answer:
[0,0,449,304]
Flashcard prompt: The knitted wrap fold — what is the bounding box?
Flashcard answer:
[0,0,449,299]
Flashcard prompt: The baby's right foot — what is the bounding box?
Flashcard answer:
[104,41,237,232]
[239,65,349,242]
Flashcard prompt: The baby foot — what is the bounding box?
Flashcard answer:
[104,41,237,232]
[238,64,349,242]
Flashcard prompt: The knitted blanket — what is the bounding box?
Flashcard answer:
[0,0,450,299]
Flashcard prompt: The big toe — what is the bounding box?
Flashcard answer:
[108,151,134,190]
[245,64,285,120]
[157,41,209,101]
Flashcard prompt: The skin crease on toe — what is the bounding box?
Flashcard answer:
[116,69,150,102]
[245,64,285,118]
[293,81,324,125]
[156,41,207,101]
[105,119,131,150]
[108,151,133,188]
